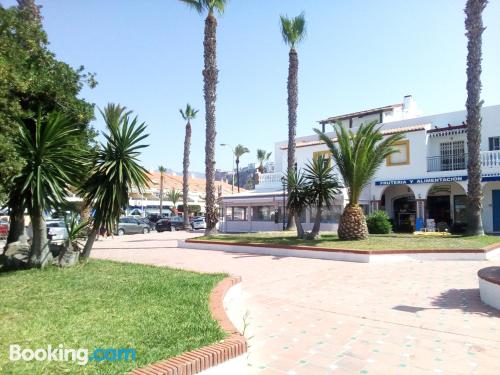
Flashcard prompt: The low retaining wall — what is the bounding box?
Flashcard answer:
[130,276,247,375]
[478,267,500,310]
[179,239,500,263]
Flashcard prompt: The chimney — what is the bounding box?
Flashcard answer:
[403,95,413,112]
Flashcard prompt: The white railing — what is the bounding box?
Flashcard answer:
[256,172,284,187]
[481,150,500,168]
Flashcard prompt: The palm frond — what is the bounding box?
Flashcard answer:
[280,12,307,48]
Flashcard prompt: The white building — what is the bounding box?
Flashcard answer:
[219,96,500,234]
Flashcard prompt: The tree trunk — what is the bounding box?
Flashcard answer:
[159,172,164,217]
[236,159,240,193]
[294,212,304,239]
[203,12,219,235]
[29,207,51,268]
[337,204,368,240]
[6,201,24,246]
[81,227,98,260]
[183,121,192,229]
[311,203,322,236]
[464,0,487,236]
[286,48,299,231]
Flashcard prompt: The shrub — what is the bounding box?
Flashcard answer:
[366,211,392,234]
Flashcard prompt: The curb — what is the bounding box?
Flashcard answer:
[130,276,246,375]
[185,239,500,255]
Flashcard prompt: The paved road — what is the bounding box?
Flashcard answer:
[92,231,500,375]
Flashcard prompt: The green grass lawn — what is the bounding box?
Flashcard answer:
[197,232,500,251]
[0,260,226,375]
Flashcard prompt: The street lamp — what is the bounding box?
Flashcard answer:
[220,143,235,194]
[281,176,287,231]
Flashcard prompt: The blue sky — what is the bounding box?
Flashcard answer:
[4,0,500,173]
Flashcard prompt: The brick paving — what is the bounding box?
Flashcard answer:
[92,232,500,375]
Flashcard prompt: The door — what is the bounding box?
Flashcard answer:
[493,190,500,232]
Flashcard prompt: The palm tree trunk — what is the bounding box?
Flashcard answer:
[338,204,368,240]
[29,207,50,268]
[286,48,299,230]
[294,212,304,239]
[465,0,487,236]
[183,121,192,229]
[81,227,98,260]
[311,203,322,236]
[236,159,240,193]
[6,200,24,246]
[159,173,164,217]
[203,12,219,235]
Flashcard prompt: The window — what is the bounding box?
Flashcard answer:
[313,151,333,167]
[309,205,342,223]
[489,137,500,151]
[440,141,465,171]
[387,140,410,166]
[252,206,274,221]
[226,207,247,221]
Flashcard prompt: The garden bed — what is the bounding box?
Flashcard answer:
[0,260,228,374]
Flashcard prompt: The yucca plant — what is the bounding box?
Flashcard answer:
[179,0,229,234]
[284,168,309,239]
[58,212,88,267]
[10,112,86,268]
[80,104,150,259]
[180,103,199,228]
[303,156,342,238]
[315,121,404,240]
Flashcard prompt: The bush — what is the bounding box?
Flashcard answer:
[366,211,392,234]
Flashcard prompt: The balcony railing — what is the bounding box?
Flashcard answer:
[427,154,467,172]
[427,150,500,172]
[257,172,283,185]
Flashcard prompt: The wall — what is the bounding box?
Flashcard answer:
[482,181,500,233]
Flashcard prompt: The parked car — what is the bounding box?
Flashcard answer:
[138,217,155,231]
[0,220,9,238]
[46,220,68,244]
[155,216,185,232]
[191,217,206,230]
[117,217,150,235]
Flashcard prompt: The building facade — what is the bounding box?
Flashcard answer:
[219,96,500,233]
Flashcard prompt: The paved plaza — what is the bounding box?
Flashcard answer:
[92,232,500,375]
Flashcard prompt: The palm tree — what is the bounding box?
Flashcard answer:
[234,144,249,193]
[256,149,272,173]
[180,104,199,228]
[81,104,150,259]
[179,0,228,235]
[285,168,308,239]
[167,188,182,214]
[315,121,404,240]
[158,166,167,216]
[465,0,487,236]
[280,12,306,229]
[304,156,342,238]
[11,112,85,267]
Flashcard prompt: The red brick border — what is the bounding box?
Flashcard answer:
[129,276,246,375]
[185,239,500,255]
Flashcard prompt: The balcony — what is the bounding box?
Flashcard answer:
[427,150,500,172]
[255,172,284,191]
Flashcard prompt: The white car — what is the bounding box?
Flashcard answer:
[46,220,68,244]
[191,217,206,230]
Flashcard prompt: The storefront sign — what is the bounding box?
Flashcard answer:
[375,173,500,186]
[375,176,467,186]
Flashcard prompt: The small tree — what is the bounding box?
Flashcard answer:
[303,156,342,238]
[256,149,272,173]
[234,144,249,193]
[284,168,309,239]
[315,121,404,240]
[167,188,182,213]
[158,166,166,216]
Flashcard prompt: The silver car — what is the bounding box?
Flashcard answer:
[117,217,150,235]
[191,217,206,230]
[46,220,68,244]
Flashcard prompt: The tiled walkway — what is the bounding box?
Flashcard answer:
[92,232,500,375]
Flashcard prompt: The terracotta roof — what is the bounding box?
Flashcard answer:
[280,124,429,150]
[318,103,403,124]
[427,124,467,133]
[146,172,241,195]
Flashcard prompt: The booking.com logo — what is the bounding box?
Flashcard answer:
[9,344,136,366]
